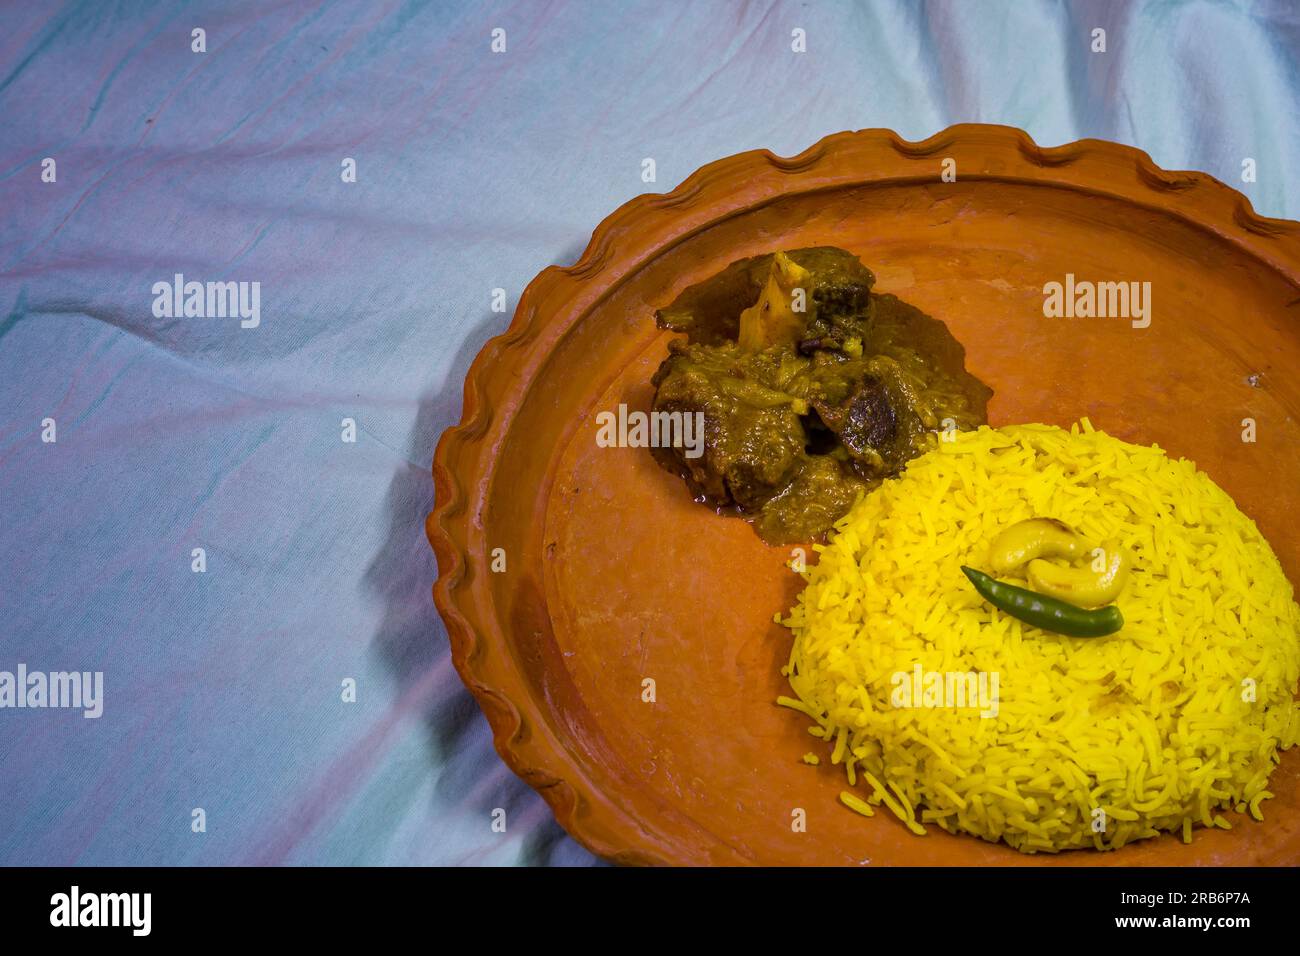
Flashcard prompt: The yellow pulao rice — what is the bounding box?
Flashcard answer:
[779,420,1300,852]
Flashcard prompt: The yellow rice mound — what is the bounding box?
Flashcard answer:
[779,421,1300,852]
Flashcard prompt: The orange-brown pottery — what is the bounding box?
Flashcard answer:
[428,125,1300,865]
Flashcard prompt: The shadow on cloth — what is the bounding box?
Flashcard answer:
[364,306,604,866]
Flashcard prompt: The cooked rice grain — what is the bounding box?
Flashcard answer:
[780,421,1300,852]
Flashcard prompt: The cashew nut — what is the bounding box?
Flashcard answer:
[988,518,1088,575]
[1028,539,1131,608]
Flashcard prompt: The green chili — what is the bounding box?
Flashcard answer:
[960,566,1123,638]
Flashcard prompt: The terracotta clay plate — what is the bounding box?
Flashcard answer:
[428,125,1300,866]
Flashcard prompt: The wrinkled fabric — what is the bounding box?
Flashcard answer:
[0,0,1296,865]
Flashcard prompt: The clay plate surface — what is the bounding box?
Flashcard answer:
[427,125,1300,865]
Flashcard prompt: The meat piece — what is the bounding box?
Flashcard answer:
[646,247,993,545]
[785,247,875,317]
[817,375,898,461]
[806,370,910,479]
[751,456,867,544]
[656,247,875,347]
[650,342,805,511]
